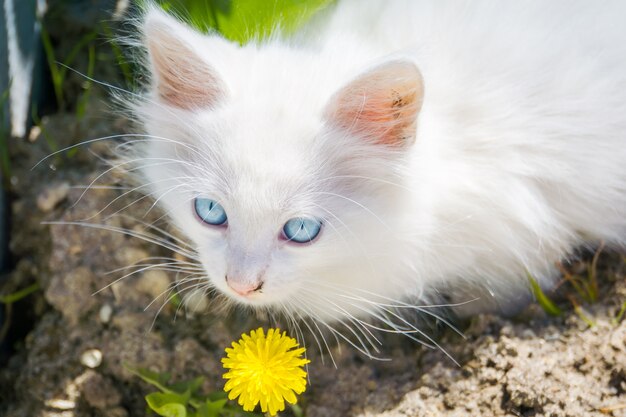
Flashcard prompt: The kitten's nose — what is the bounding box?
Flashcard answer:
[225,275,263,296]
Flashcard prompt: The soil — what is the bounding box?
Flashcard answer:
[1,6,625,417]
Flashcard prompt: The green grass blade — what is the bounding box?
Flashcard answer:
[0,283,40,304]
[40,27,64,109]
[101,23,134,85]
[0,88,11,180]
[613,300,626,325]
[527,272,562,316]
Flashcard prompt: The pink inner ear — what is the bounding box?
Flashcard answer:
[147,22,224,110]
[327,61,424,146]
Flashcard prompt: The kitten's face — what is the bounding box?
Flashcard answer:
[134,9,424,320]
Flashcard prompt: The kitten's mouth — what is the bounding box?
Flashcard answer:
[224,285,265,303]
[229,288,262,298]
[227,291,266,306]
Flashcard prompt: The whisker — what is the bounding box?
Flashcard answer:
[294,296,390,361]
[304,278,469,337]
[104,256,201,275]
[285,298,335,368]
[310,191,390,230]
[43,220,197,259]
[53,63,218,166]
[143,275,207,311]
[95,261,202,295]
[79,175,197,222]
[70,157,203,210]
[316,174,411,191]
[112,213,196,250]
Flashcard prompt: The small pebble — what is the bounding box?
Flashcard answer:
[80,349,103,369]
[99,304,113,324]
[37,182,70,212]
[28,125,41,142]
[44,398,75,410]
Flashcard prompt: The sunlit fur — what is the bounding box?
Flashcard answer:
[98,1,626,357]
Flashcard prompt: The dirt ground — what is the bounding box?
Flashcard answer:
[1,8,625,417]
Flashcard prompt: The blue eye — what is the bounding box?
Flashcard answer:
[194,198,227,226]
[283,217,322,243]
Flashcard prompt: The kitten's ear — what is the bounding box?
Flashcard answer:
[325,60,424,147]
[142,8,226,109]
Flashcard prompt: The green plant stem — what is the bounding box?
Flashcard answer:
[30,104,58,153]
[527,271,562,316]
[0,283,40,345]
[0,282,40,304]
[587,242,604,302]
[58,31,97,82]
[41,27,64,109]
[127,367,203,409]
[40,27,97,110]
[613,300,626,324]
[0,304,11,344]
[0,87,11,181]
[100,23,134,84]
[75,43,96,121]
[289,403,303,417]
[568,295,595,327]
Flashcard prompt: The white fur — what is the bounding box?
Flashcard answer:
[129,1,626,332]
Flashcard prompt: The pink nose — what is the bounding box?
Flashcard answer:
[226,276,263,296]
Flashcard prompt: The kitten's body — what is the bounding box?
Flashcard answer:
[132,1,626,329]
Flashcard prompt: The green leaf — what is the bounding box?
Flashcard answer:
[196,399,227,417]
[125,365,171,389]
[170,376,205,396]
[205,391,228,402]
[155,0,335,44]
[146,392,191,417]
[213,0,335,44]
[527,272,563,316]
[154,403,187,417]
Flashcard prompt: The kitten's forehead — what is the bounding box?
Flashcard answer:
[226,138,318,210]
[212,44,347,124]
[194,114,318,214]
[210,60,330,197]
[218,145,319,238]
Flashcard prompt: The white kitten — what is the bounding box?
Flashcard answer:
[127,1,626,337]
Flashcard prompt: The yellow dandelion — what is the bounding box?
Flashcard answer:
[222,327,310,416]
